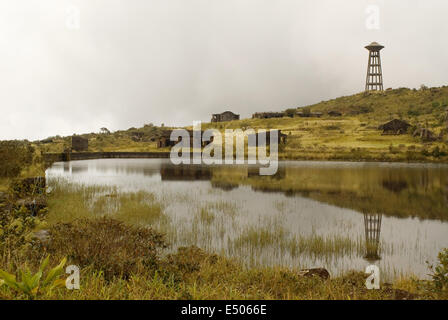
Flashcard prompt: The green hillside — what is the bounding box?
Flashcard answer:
[38,86,448,162]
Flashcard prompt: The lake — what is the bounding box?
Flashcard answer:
[46,158,448,280]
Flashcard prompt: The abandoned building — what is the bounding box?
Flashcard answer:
[413,127,437,142]
[247,130,287,146]
[252,112,285,119]
[296,111,323,118]
[157,130,213,148]
[378,119,411,135]
[71,135,88,152]
[211,111,240,122]
[157,131,177,148]
[328,111,342,117]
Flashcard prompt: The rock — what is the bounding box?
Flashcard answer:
[393,289,416,300]
[382,287,416,300]
[297,268,330,280]
[33,229,50,244]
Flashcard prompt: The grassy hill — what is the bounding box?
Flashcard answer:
[37,86,448,162]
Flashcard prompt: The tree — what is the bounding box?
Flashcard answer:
[285,108,296,118]
[100,127,111,135]
[0,141,34,178]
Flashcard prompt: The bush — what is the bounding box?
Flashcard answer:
[0,141,34,178]
[284,108,296,118]
[429,248,448,292]
[0,201,46,267]
[432,146,441,158]
[42,217,167,280]
[9,177,46,199]
[163,246,218,278]
[408,109,421,117]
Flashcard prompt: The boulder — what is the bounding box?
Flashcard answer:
[33,229,50,244]
[297,268,330,280]
[381,285,417,300]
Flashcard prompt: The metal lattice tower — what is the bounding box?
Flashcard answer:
[363,213,382,262]
[365,42,384,92]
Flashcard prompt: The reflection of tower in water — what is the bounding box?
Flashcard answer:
[363,213,382,262]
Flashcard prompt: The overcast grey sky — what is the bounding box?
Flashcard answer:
[0,0,447,140]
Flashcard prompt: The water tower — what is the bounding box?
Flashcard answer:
[365,42,384,92]
[363,212,382,263]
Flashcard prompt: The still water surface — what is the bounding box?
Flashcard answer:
[46,159,448,280]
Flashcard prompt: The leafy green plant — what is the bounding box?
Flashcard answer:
[0,256,67,299]
[429,248,448,291]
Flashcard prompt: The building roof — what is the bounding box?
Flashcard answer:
[365,41,384,51]
[213,111,238,116]
[378,119,410,130]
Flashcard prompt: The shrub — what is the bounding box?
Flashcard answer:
[432,146,441,158]
[42,217,167,280]
[9,177,46,199]
[0,141,34,178]
[284,108,296,118]
[429,248,448,292]
[162,246,218,279]
[324,125,341,131]
[432,102,440,109]
[408,109,421,117]
[389,144,399,154]
[0,204,45,258]
[359,105,374,114]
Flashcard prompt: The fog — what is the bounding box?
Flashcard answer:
[0,0,447,140]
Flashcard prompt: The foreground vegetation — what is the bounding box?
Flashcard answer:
[0,166,447,300]
[1,207,448,299]
[1,189,448,301]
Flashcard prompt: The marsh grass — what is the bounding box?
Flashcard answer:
[196,208,215,225]
[45,178,425,281]
[204,200,237,217]
[47,179,168,227]
[230,225,366,260]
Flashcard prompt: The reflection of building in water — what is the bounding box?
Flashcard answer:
[363,213,382,262]
[160,165,212,181]
[382,179,408,193]
[62,162,87,174]
[248,166,285,179]
[211,181,238,191]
